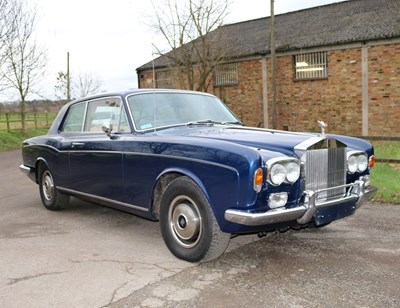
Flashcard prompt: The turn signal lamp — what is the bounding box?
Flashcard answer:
[253,168,263,192]
[369,155,375,170]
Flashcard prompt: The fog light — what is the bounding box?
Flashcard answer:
[268,192,288,209]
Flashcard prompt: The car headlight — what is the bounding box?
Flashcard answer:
[347,151,368,174]
[267,158,300,186]
[270,163,286,185]
[286,161,301,183]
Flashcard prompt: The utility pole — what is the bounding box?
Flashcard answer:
[270,0,277,129]
[67,52,71,101]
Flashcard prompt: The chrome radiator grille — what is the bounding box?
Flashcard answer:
[305,147,347,201]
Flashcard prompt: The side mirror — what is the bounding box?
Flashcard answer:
[102,122,113,137]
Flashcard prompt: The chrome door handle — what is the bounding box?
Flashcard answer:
[71,142,85,148]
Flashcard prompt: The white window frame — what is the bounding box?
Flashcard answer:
[215,62,238,86]
[295,52,328,80]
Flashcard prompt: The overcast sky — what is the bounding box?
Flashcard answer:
[6,0,347,100]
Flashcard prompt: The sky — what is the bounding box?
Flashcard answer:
[3,0,347,101]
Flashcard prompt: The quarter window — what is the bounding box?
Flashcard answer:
[215,62,238,86]
[294,52,328,79]
[60,102,86,132]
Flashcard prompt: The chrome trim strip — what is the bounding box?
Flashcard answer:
[57,187,149,212]
[294,136,325,151]
[224,178,377,226]
[22,144,237,173]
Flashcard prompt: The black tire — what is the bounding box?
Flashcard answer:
[160,176,230,263]
[38,164,69,211]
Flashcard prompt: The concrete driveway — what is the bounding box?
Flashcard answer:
[1,150,399,307]
[0,150,257,307]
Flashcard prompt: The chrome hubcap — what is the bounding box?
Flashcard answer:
[42,171,54,202]
[169,196,202,248]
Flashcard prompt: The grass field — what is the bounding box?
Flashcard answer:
[370,140,400,204]
[0,128,49,151]
[1,126,398,204]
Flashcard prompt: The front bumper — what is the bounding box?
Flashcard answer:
[224,177,377,226]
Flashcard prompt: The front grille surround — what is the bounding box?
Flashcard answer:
[295,137,347,202]
[305,147,347,201]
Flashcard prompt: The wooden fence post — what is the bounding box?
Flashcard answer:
[6,113,10,132]
[34,113,37,129]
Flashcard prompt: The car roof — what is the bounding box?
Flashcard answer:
[67,89,215,106]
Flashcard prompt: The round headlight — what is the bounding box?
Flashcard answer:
[270,163,286,185]
[348,155,358,173]
[357,154,368,172]
[286,162,300,183]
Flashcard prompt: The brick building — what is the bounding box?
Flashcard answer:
[136,0,400,137]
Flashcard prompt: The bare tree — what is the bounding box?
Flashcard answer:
[0,0,46,132]
[150,0,231,92]
[0,0,16,90]
[54,71,69,100]
[54,71,103,100]
[74,72,103,98]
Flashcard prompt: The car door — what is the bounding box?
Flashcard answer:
[59,96,130,203]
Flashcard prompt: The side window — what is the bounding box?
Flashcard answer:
[60,102,86,132]
[84,97,130,132]
[118,106,130,132]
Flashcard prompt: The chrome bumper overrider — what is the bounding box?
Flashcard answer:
[224,178,377,226]
[19,164,31,174]
[19,164,36,182]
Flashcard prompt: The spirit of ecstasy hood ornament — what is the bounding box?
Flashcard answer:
[317,120,327,137]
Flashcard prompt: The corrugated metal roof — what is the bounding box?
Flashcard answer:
[137,0,400,71]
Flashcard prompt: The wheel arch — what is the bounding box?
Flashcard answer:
[151,168,210,220]
[35,157,50,184]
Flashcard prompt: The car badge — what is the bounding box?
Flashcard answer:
[317,120,327,137]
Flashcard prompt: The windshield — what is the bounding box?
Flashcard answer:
[127,92,240,131]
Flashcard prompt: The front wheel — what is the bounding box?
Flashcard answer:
[38,164,69,211]
[160,176,230,262]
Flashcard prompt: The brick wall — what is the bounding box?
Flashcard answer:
[138,42,400,136]
[275,48,363,135]
[213,60,264,127]
[368,43,400,137]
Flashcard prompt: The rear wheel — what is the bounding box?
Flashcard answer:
[160,176,230,262]
[38,164,69,210]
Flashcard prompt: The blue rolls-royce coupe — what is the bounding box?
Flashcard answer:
[20,89,377,262]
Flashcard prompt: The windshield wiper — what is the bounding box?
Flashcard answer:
[222,121,243,126]
[187,119,243,126]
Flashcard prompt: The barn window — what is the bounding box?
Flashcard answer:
[215,62,238,86]
[294,52,328,79]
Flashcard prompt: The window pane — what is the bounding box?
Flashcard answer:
[84,97,123,132]
[60,102,86,132]
[295,52,328,79]
[127,92,239,131]
[215,62,238,86]
[117,106,130,132]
